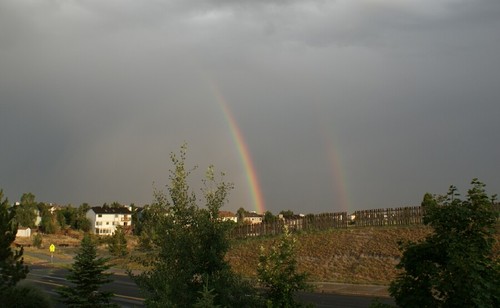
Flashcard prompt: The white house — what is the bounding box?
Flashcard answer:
[16,227,31,238]
[219,211,238,223]
[86,206,132,235]
[243,211,263,224]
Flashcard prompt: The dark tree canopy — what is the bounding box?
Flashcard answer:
[0,190,29,294]
[390,179,500,307]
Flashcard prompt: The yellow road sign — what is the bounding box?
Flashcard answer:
[49,244,55,253]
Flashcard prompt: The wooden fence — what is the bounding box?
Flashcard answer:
[352,206,424,227]
[229,203,500,239]
[230,212,348,239]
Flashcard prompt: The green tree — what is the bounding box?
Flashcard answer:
[40,211,59,234]
[75,203,91,232]
[0,190,29,295]
[389,179,500,307]
[236,207,247,224]
[108,225,128,257]
[279,209,295,218]
[32,233,43,249]
[130,145,257,307]
[13,192,38,228]
[20,192,36,206]
[57,234,116,307]
[263,210,278,224]
[61,205,77,228]
[257,225,311,307]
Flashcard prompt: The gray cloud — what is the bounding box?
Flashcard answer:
[1,0,499,213]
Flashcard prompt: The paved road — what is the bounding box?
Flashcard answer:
[27,265,144,307]
[26,265,395,307]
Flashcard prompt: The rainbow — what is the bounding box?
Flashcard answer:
[209,83,266,214]
[324,138,350,212]
[315,115,350,213]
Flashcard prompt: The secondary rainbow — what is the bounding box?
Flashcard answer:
[324,138,350,213]
[209,83,266,214]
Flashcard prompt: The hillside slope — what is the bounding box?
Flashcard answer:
[227,225,499,285]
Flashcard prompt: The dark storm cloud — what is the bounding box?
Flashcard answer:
[1,0,499,213]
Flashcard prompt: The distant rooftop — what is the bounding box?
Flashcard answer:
[90,206,132,214]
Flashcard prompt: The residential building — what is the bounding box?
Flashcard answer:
[86,206,132,235]
[243,211,263,224]
[219,211,237,223]
[16,227,31,238]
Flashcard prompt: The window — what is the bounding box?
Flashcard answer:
[98,214,102,218]
[106,222,109,225]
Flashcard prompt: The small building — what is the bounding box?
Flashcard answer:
[16,227,31,238]
[219,211,238,223]
[86,206,132,235]
[243,211,263,224]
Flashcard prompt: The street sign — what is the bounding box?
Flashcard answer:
[49,244,55,253]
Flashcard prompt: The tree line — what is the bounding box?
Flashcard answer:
[1,145,499,307]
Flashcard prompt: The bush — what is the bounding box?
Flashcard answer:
[3,283,53,308]
[32,233,43,249]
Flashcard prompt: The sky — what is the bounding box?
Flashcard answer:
[1,0,499,214]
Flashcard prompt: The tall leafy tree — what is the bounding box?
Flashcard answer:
[130,145,257,307]
[390,179,500,307]
[0,190,29,294]
[57,234,116,307]
[257,225,311,307]
[13,192,38,228]
[236,207,247,224]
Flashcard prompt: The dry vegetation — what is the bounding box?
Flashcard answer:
[227,225,500,285]
[17,225,499,285]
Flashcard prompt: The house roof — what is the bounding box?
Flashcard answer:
[245,212,263,218]
[219,211,236,217]
[90,206,132,214]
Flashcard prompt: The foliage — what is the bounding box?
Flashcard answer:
[236,207,247,224]
[0,189,29,295]
[13,192,38,228]
[130,145,258,307]
[108,225,128,257]
[57,233,116,307]
[389,179,500,307]
[40,210,60,234]
[257,225,312,307]
[3,282,53,308]
[33,233,43,249]
[263,211,278,224]
[59,203,91,231]
[279,209,295,218]
[193,278,221,308]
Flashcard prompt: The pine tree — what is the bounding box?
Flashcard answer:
[0,189,29,295]
[108,225,128,257]
[57,234,116,307]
